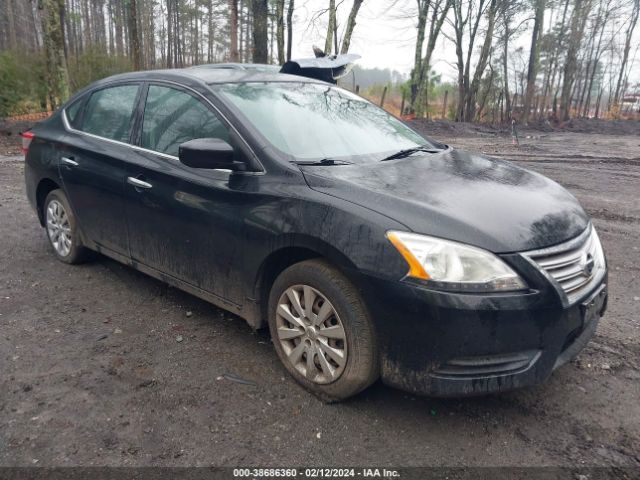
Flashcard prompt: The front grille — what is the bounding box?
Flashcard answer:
[523,225,605,304]
[431,350,541,379]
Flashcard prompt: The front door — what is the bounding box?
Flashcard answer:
[124,83,253,305]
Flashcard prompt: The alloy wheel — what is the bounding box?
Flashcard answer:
[46,199,72,257]
[275,285,347,384]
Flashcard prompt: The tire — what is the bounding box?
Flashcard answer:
[43,189,90,264]
[268,259,379,402]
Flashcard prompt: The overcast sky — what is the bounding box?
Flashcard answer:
[290,0,640,86]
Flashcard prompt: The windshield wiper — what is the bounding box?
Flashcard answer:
[380,145,444,162]
[293,158,353,166]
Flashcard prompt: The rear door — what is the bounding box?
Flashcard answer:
[59,83,141,256]
[124,83,252,305]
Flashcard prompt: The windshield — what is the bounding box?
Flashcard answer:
[215,82,439,163]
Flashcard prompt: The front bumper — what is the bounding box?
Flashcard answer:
[357,265,608,397]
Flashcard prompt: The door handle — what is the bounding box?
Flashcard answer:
[127,176,152,189]
[61,156,79,167]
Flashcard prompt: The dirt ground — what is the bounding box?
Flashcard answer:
[1,126,639,469]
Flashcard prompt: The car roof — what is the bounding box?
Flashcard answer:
[191,63,281,72]
[93,66,325,89]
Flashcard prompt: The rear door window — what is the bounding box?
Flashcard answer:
[80,84,140,143]
[141,85,229,157]
[65,97,84,129]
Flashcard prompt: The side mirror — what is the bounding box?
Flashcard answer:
[178,138,244,170]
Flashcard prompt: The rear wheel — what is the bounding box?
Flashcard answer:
[44,189,90,264]
[268,259,379,402]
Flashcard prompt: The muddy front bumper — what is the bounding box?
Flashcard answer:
[358,270,608,397]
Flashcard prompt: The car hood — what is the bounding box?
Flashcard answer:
[300,148,589,253]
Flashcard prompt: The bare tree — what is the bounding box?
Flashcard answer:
[251,0,268,62]
[581,0,616,116]
[5,0,18,50]
[3,0,640,122]
[340,0,363,54]
[613,0,640,110]
[497,0,523,120]
[452,0,499,121]
[408,0,451,115]
[522,0,545,123]
[420,0,451,112]
[464,0,498,120]
[275,0,285,63]
[40,0,70,108]
[324,0,336,54]
[409,0,431,113]
[229,0,239,61]
[127,0,141,69]
[286,0,294,60]
[538,0,570,119]
[559,0,590,120]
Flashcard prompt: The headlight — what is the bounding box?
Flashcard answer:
[386,231,526,292]
[591,226,606,271]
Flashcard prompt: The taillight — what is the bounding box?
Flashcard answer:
[21,131,35,155]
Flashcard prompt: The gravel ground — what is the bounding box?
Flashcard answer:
[1,130,639,468]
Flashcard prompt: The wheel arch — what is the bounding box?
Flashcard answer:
[250,235,359,329]
[35,178,61,226]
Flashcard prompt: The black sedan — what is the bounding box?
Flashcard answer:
[23,68,608,401]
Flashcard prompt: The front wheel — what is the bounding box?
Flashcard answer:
[44,189,90,264]
[268,259,379,402]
